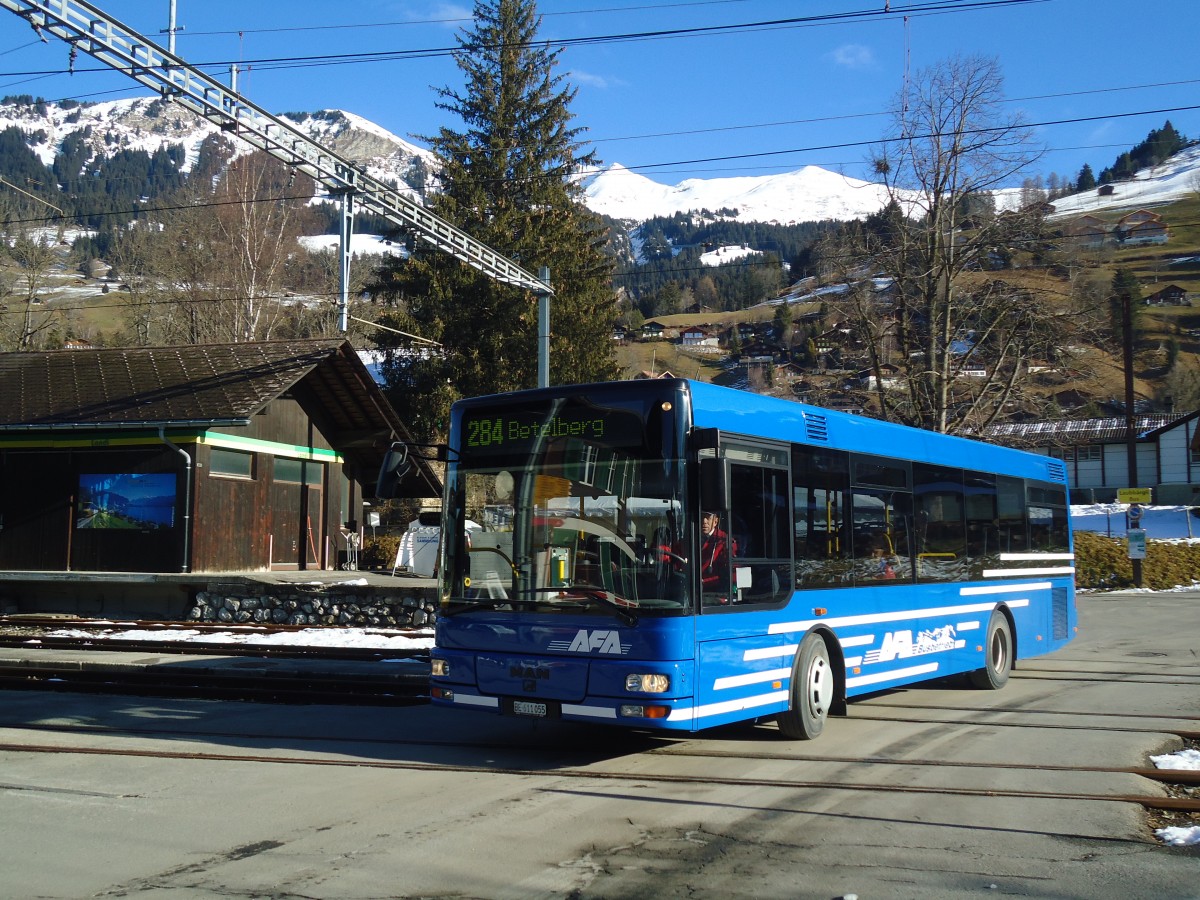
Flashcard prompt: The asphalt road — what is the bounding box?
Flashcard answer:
[0,591,1197,899]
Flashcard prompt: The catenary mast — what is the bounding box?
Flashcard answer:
[0,0,554,336]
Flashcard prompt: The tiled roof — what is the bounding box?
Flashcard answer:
[0,340,354,425]
[982,413,1193,446]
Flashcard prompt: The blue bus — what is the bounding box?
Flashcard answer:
[411,378,1075,739]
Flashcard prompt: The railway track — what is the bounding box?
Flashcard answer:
[1,615,1196,841]
[0,616,431,704]
[0,727,1196,816]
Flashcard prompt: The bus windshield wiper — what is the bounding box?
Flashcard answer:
[530,586,639,626]
[440,597,514,617]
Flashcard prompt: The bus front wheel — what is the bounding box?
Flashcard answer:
[777,633,833,740]
[969,610,1012,690]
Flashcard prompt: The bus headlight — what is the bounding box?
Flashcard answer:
[625,673,670,693]
[431,658,450,677]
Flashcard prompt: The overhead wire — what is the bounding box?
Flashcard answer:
[0,0,1046,79]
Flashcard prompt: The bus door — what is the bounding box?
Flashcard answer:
[693,437,794,729]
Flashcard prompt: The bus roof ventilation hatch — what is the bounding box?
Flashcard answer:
[804,413,829,442]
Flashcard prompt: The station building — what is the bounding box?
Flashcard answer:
[0,339,438,575]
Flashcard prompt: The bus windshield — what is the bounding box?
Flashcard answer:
[441,388,690,616]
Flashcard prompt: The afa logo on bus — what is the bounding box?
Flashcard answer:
[548,629,632,655]
[863,626,966,664]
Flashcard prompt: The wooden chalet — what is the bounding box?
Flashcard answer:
[0,340,439,574]
[1119,218,1170,245]
[1144,284,1190,306]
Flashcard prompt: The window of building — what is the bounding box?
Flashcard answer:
[209,447,254,479]
[274,457,324,485]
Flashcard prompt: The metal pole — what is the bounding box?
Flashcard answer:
[166,0,177,54]
[339,191,353,333]
[538,266,551,388]
[1122,291,1143,587]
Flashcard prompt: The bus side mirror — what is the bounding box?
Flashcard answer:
[700,457,730,513]
[375,444,414,499]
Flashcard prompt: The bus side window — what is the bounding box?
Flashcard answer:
[913,463,966,583]
[725,462,791,605]
[996,476,1028,552]
[1028,481,1069,551]
[964,471,1000,578]
[792,446,851,588]
[851,489,912,585]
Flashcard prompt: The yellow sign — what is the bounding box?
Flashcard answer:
[1117,488,1152,504]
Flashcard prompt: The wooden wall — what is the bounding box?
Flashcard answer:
[0,399,351,574]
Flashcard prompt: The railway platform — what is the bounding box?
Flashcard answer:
[0,568,439,620]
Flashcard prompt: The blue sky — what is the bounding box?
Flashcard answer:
[1,0,1197,189]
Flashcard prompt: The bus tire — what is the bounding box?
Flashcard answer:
[969,610,1012,690]
[777,633,833,740]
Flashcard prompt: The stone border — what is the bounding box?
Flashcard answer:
[189,586,438,628]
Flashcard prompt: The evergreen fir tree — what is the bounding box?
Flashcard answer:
[371,0,617,440]
[1075,163,1096,192]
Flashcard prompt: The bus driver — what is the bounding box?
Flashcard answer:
[700,510,736,591]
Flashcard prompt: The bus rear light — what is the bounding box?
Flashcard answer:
[431,686,454,701]
[625,673,670,693]
[620,704,670,719]
[431,659,450,677]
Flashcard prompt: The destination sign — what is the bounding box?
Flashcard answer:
[464,412,606,450]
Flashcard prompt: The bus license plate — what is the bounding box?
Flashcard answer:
[512,700,548,717]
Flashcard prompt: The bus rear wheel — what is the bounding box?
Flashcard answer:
[777,633,833,740]
[969,610,1012,690]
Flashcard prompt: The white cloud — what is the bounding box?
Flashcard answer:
[402,2,472,29]
[571,69,622,89]
[830,44,875,69]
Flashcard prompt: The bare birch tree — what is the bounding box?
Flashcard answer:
[209,151,318,341]
[1,230,61,350]
[823,54,1089,434]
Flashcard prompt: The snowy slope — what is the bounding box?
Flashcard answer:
[1047,144,1200,218]
[580,162,895,224]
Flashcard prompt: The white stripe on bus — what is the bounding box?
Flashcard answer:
[839,634,877,648]
[453,694,499,709]
[713,667,792,691]
[743,644,798,661]
[562,704,617,719]
[769,596,1031,635]
[961,582,1050,595]
[983,566,1075,577]
[669,690,790,722]
[846,662,939,689]
[1000,553,1075,561]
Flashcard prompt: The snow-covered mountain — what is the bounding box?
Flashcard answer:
[5,96,1197,233]
[579,162,894,224]
[0,96,435,198]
